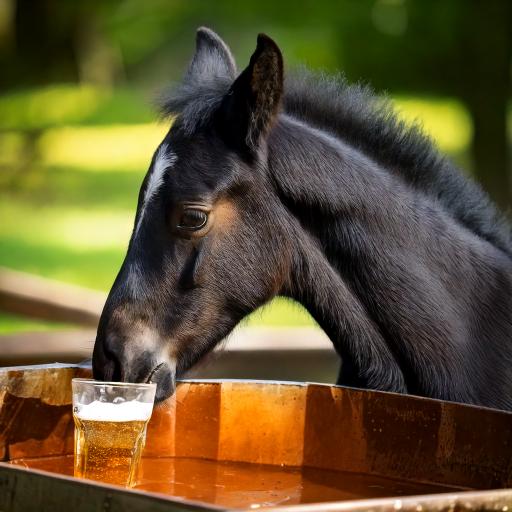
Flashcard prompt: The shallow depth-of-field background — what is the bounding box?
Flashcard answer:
[1,1,510,334]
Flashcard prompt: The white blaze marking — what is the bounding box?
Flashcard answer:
[134,143,177,237]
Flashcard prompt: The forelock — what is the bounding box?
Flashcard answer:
[156,77,231,136]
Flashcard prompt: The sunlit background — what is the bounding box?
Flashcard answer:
[0,1,510,340]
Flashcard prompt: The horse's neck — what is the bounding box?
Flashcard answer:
[282,226,407,393]
[269,116,393,218]
[269,115,414,264]
[268,115,512,406]
[269,116,411,392]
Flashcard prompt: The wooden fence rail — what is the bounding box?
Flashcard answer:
[0,267,104,326]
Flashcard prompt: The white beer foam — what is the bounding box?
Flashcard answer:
[76,400,153,422]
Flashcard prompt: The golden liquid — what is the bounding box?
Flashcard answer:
[73,415,149,487]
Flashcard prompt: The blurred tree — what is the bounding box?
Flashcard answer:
[0,0,510,208]
[462,1,511,212]
[338,0,512,210]
[0,0,80,87]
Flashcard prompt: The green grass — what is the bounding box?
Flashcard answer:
[0,85,479,333]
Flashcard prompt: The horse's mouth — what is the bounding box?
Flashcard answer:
[146,361,175,402]
[146,362,165,383]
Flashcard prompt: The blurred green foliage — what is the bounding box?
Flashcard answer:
[0,86,153,130]
[0,0,510,333]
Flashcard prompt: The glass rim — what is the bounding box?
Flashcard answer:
[72,378,157,389]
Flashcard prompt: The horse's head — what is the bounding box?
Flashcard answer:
[93,28,293,400]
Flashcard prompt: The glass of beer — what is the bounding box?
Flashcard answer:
[72,378,157,487]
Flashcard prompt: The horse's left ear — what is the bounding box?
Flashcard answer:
[186,27,237,83]
[218,34,283,154]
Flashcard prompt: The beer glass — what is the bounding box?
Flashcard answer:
[72,378,156,487]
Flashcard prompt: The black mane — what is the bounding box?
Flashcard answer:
[159,68,512,256]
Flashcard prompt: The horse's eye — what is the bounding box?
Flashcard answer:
[177,209,208,231]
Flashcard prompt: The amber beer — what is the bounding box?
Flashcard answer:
[72,379,156,487]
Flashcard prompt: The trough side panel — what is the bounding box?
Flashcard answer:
[303,384,512,489]
[0,365,91,461]
[217,382,307,466]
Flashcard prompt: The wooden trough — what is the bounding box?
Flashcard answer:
[0,364,511,511]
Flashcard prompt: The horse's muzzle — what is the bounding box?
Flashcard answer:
[92,327,176,402]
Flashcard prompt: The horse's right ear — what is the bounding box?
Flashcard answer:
[185,27,236,83]
[217,34,283,155]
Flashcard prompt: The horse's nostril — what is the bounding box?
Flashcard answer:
[109,353,122,382]
[103,343,122,382]
[92,335,122,382]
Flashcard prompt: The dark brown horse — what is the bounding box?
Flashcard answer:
[93,28,512,409]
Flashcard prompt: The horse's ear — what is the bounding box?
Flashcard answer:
[218,34,283,154]
[185,27,236,83]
